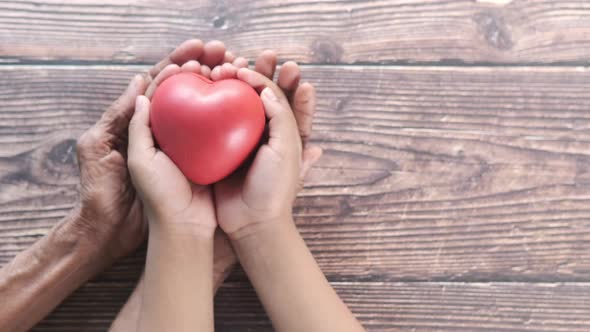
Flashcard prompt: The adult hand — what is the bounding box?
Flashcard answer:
[0,39,235,332]
[75,39,238,261]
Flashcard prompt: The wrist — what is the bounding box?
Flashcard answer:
[230,218,304,284]
[0,207,112,331]
[228,213,295,244]
[56,206,114,273]
[149,217,217,241]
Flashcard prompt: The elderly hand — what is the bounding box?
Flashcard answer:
[74,40,238,261]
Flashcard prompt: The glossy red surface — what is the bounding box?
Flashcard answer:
[150,72,265,185]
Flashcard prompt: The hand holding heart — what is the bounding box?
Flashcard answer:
[150,72,265,185]
[211,68,322,239]
[127,57,322,238]
[127,62,228,234]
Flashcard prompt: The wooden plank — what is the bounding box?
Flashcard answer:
[32,281,590,331]
[1,0,590,64]
[1,66,590,282]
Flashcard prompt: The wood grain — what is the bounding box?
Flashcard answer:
[1,65,589,282]
[31,281,590,331]
[1,0,589,64]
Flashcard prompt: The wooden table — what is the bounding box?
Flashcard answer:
[1,1,589,331]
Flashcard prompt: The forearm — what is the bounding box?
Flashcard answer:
[0,209,110,331]
[233,218,364,332]
[109,274,144,332]
[111,228,235,332]
[138,225,214,332]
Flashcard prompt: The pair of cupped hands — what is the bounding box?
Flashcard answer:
[76,39,321,283]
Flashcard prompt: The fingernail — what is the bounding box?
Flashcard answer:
[262,87,278,101]
[135,96,145,112]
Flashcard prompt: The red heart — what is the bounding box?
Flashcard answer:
[150,72,265,185]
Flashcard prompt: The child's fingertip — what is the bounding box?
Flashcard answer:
[236,67,251,79]
[164,63,180,72]
[233,57,249,68]
[181,60,199,70]
[211,67,220,80]
[201,65,211,77]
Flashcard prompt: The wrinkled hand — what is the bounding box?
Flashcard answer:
[209,58,323,240]
[75,74,148,261]
[73,40,235,260]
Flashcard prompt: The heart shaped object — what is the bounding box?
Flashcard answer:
[150,72,265,185]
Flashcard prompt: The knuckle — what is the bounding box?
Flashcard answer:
[76,130,93,153]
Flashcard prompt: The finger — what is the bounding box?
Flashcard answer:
[236,68,288,107]
[254,50,277,79]
[211,63,239,81]
[260,87,300,150]
[300,145,323,179]
[277,61,300,100]
[145,64,181,99]
[200,65,212,78]
[291,82,316,146]
[233,57,249,69]
[149,39,204,79]
[98,74,148,135]
[128,96,155,160]
[210,66,222,81]
[221,63,239,79]
[223,51,236,64]
[181,60,201,74]
[200,40,226,68]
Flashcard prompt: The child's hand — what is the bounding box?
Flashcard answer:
[209,58,364,332]
[127,65,219,236]
[212,65,322,240]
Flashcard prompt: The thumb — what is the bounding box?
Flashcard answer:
[128,96,155,168]
[99,74,148,135]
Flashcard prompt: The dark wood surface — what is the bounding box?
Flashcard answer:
[31,281,590,332]
[1,0,590,64]
[0,1,589,331]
